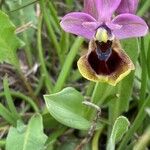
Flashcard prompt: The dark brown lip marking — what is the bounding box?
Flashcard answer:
[77,39,135,86]
[88,49,121,75]
[95,40,112,53]
[95,40,113,61]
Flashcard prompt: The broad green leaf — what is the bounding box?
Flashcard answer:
[117,38,139,113]
[108,39,139,124]
[107,116,130,150]
[0,10,21,64]
[6,114,47,150]
[44,87,91,130]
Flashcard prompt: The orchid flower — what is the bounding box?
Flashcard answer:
[60,0,148,86]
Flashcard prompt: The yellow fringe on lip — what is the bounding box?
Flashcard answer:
[77,39,135,86]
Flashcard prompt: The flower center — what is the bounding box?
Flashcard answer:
[94,26,114,61]
[88,47,122,75]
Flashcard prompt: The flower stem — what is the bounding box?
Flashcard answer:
[19,0,33,68]
[0,91,39,112]
[137,0,150,16]
[37,14,53,93]
[147,41,150,79]
[3,77,20,120]
[86,83,114,119]
[139,38,148,106]
[12,53,39,106]
[92,125,105,150]
[39,0,62,63]
[53,37,84,93]
[0,103,16,126]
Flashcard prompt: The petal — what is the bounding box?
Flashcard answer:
[83,0,98,19]
[106,22,122,30]
[112,14,148,39]
[60,12,98,39]
[77,39,134,86]
[116,0,139,14]
[95,0,121,21]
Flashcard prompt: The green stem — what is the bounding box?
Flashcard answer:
[47,0,60,30]
[139,38,147,106]
[0,139,5,148]
[17,67,39,105]
[85,82,95,97]
[86,83,114,119]
[23,32,33,67]
[37,14,53,93]
[39,0,62,63]
[53,37,84,93]
[0,103,16,126]
[3,78,20,120]
[92,125,105,150]
[60,31,70,56]
[147,39,150,80]
[35,75,45,95]
[137,0,150,16]
[19,0,33,68]
[0,91,39,112]
[117,96,150,150]
[12,52,39,106]
[133,126,150,150]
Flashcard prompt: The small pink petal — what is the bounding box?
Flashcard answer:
[106,22,122,30]
[112,14,148,39]
[116,0,139,14]
[82,22,99,32]
[60,12,97,39]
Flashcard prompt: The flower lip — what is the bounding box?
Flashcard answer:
[77,39,135,86]
[88,40,122,75]
[88,48,121,75]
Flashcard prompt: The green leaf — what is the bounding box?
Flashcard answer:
[6,114,47,150]
[44,87,91,130]
[3,77,20,120]
[117,38,139,113]
[0,103,16,126]
[0,10,21,64]
[146,108,150,117]
[107,116,130,150]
